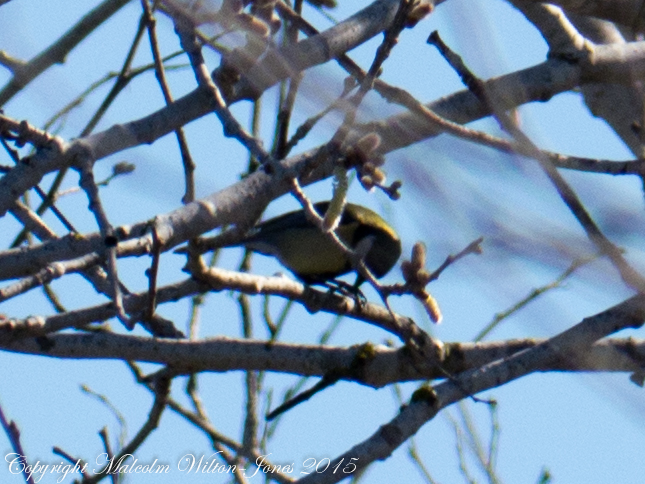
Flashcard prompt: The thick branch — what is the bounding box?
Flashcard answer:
[1,332,643,388]
[297,294,645,483]
[517,0,645,31]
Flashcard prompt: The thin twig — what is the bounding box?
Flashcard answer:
[0,137,77,238]
[331,0,415,146]
[289,177,381,290]
[98,428,117,484]
[0,0,131,105]
[474,255,597,341]
[296,295,645,483]
[76,159,129,327]
[273,0,304,160]
[238,291,260,454]
[145,226,162,321]
[428,31,645,294]
[141,0,197,203]
[127,362,292,484]
[0,253,101,302]
[11,9,150,249]
[51,447,89,480]
[0,401,36,484]
[174,16,274,166]
[82,373,172,484]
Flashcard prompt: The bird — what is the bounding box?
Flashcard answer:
[227,201,402,290]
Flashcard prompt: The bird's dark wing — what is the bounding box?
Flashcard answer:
[248,201,332,237]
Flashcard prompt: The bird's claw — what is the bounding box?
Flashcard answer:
[322,279,367,309]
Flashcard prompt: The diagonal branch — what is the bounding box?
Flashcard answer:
[296,295,645,483]
[0,0,132,105]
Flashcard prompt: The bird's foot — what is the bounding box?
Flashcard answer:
[323,279,367,309]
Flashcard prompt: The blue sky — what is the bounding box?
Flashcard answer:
[1,1,644,483]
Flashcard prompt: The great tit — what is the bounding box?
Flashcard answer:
[228,201,401,288]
